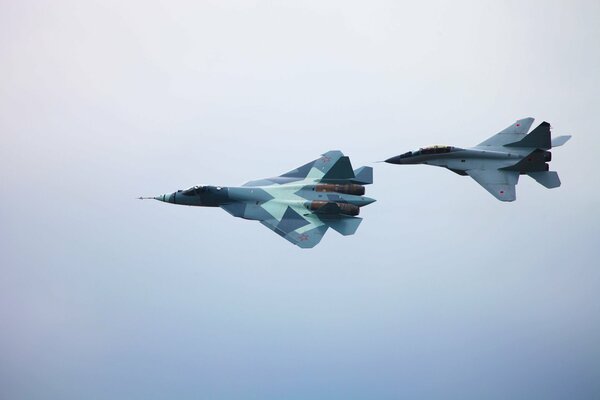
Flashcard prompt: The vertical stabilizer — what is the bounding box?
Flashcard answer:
[505,122,552,149]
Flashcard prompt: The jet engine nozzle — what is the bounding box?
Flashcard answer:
[315,183,365,196]
[308,201,360,216]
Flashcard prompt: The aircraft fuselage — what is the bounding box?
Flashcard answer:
[386,146,550,174]
[152,183,376,218]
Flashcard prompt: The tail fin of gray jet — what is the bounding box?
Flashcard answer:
[505,121,552,149]
[527,171,561,188]
[501,149,548,172]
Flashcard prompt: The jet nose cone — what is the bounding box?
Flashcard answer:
[153,193,173,203]
[139,193,175,203]
[385,155,404,164]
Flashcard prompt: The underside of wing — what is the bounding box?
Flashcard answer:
[466,169,519,202]
[242,150,362,187]
[260,211,328,248]
[477,117,534,147]
[221,197,329,248]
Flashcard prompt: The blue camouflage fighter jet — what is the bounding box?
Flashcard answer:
[141,151,375,248]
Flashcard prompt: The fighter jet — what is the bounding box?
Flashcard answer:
[384,118,571,201]
[141,151,375,248]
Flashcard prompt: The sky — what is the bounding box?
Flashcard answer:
[1,1,599,399]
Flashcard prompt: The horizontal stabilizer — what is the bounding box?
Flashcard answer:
[505,121,551,149]
[351,166,373,185]
[326,216,363,236]
[528,171,561,188]
[552,135,571,148]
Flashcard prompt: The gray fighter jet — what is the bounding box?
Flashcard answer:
[140,151,375,248]
[385,118,571,201]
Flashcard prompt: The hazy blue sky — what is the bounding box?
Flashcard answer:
[1,1,599,399]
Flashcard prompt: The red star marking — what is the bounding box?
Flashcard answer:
[298,233,309,241]
[516,123,521,127]
[500,190,505,194]
[320,156,331,163]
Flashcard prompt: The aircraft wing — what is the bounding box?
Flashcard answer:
[243,150,361,187]
[466,169,519,202]
[259,208,329,249]
[220,200,328,248]
[222,200,365,248]
[477,117,535,147]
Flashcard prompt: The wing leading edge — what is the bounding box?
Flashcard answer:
[477,117,535,147]
[243,150,372,187]
[243,150,347,187]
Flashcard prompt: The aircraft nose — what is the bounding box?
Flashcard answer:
[154,193,175,203]
[385,155,404,164]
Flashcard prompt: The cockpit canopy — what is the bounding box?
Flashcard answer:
[396,151,413,159]
[398,145,454,158]
[180,185,206,195]
[418,145,453,155]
